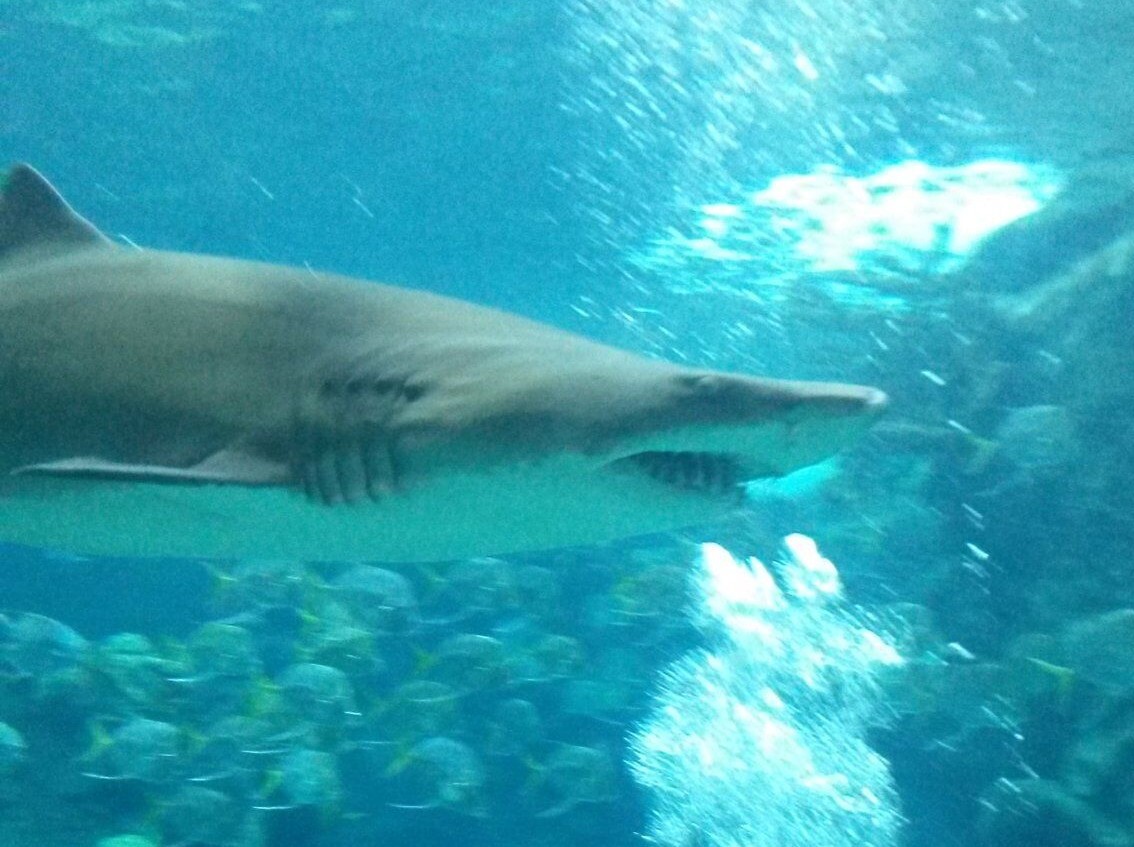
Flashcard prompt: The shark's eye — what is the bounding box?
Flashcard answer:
[403,383,425,402]
[675,373,724,397]
[676,374,708,390]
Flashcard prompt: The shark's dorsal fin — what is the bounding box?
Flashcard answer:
[1,163,112,265]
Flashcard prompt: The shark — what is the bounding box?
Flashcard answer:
[0,163,887,563]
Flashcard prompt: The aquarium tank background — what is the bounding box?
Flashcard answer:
[2,1,1134,846]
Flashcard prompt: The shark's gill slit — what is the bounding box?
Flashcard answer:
[302,438,400,505]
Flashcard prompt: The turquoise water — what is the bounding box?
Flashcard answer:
[3,2,1134,846]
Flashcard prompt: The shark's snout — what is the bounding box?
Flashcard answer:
[821,385,889,416]
[863,387,889,410]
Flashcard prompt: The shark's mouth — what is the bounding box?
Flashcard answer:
[607,451,752,499]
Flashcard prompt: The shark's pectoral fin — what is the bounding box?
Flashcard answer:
[11,449,291,487]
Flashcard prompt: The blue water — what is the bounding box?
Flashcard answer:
[3,2,1134,846]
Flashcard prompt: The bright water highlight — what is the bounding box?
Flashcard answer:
[631,536,903,847]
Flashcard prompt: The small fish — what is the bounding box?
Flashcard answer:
[80,717,182,783]
[386,736,486,817]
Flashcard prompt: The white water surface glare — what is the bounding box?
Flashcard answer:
[631,536,904,847]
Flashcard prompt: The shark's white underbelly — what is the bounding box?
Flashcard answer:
[0,464,729,563]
